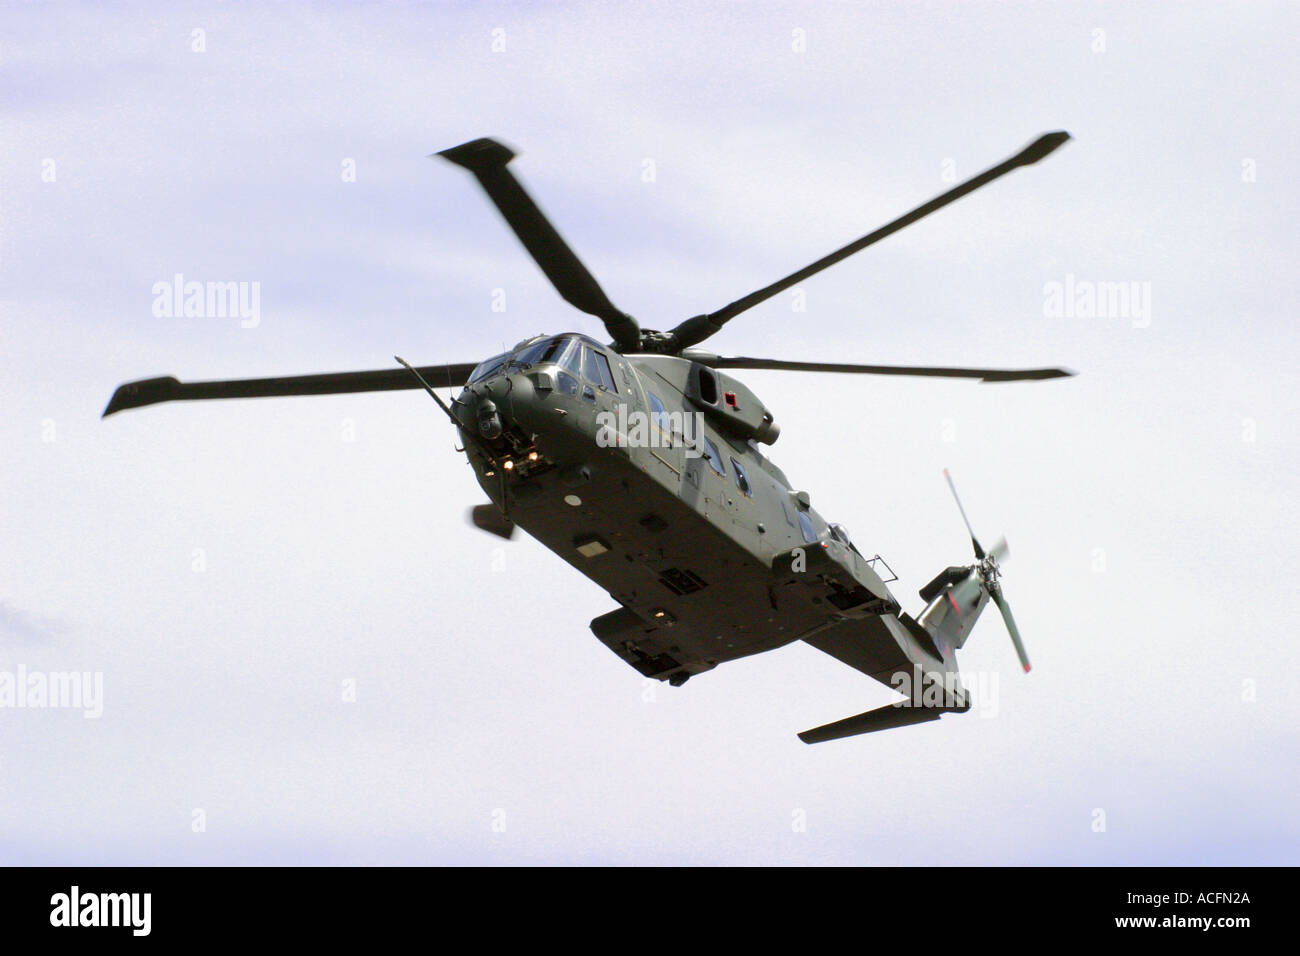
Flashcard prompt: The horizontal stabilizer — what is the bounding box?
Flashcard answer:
[798,702,963,744]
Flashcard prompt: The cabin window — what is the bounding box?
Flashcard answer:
[648,391,671,443]
[702,436,725,476]
[595,352,617,390]
[697,367,719,404]
[730,458,752,497]
[582,346,617,391]
[798,511,817,543]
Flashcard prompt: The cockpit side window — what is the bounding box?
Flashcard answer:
[510,338,552,369]
[540,337,566,363]
[798,510,817,544]
[582,346,617,391]
[468,352,510,383]
[549,338,582,376]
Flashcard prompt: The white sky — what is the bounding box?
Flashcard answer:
[1,1,1296,864]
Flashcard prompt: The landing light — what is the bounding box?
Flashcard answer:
[503,460,514,471]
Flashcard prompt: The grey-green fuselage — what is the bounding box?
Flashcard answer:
[454,333,977,694]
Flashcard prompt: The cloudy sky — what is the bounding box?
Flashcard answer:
[2,2,1296,864]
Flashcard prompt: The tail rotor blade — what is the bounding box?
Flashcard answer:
[990,590,1031,673]
[943,468,984,559]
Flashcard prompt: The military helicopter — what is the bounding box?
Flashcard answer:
[104,131,1073,743]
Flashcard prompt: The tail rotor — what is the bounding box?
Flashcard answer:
[942,470,1031,673]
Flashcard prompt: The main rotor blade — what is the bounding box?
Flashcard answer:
[437,138,641,352]
[103,363,477,417]
[943,468,984,559]
[990,589,1031,673]
[668,131,1071,350]
[692,355,1073,383]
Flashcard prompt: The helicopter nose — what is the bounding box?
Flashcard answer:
[457,373,535,439]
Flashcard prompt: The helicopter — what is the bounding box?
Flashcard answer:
[103,131,1073,743]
